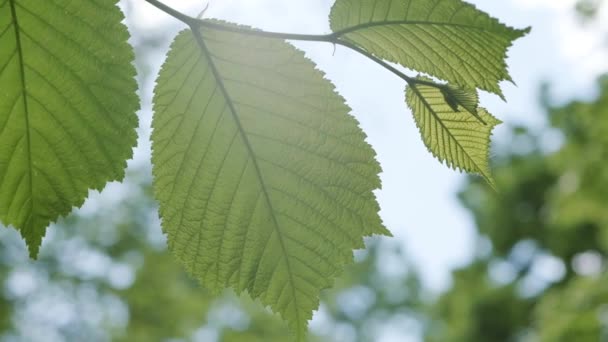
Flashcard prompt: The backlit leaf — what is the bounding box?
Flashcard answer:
[330,0,530,96]
[151,23,388,338]
[405,77,500,187]
[0,0,139,257]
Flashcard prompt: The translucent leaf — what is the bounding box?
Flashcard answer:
[330,0,530,96]
[405,77,500,187]
[151,24,388,338]
[440,85,484,124]
[0,0,139,257]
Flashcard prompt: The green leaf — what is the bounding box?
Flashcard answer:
[440,84,485,124]
[151,24,388,338]
[330,0,530,96]
[405,77,500,187]
[0,0,139,257]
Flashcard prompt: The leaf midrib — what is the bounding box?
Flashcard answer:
[409,84,490,181]
[190,28,302,330]
[8,0,34,228]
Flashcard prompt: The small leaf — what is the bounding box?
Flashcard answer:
[406,77,500,187]
[152,23,388,338]
[441,87,462,113]
[330,0,530,96]
[0,0,139,257]
[440,85,485,124]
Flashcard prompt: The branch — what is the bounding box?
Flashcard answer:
[143,0,445,89]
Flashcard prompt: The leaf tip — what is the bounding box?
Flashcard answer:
[481,174,498,192]
[24,233,43,259]
[381,226,393,237]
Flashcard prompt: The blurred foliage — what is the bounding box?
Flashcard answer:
[426,261,534,342]
[536,273,608,342]
[425,76,608,341]
[321,241,424,341]
[576,0,604,20]
[0,172,421,341]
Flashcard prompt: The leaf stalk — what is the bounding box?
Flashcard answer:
[143,0,445,89]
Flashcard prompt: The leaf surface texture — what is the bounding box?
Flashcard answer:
[406,77,500,187]
[151,24,388,337]
[0,0,138,256]
[330,0,530,95]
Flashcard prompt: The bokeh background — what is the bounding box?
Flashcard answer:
[1,0,608,341]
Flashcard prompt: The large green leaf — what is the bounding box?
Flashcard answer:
[330,0,530,96]
[151,24,388,338]
[0,0,139,257]
[406,77,500,187]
